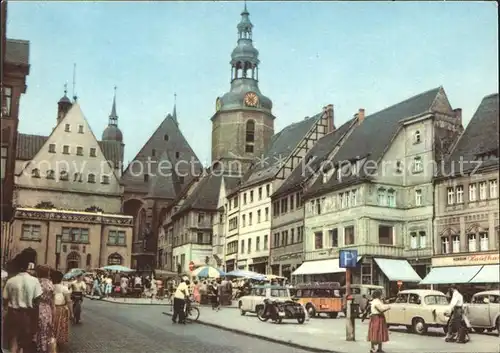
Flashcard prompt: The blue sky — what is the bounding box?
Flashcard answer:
[7,1,498,165]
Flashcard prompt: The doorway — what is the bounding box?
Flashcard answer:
[66,252,81,271]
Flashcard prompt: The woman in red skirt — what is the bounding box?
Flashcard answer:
[367,289,390,353]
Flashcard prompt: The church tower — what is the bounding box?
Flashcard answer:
[211,3,275,173]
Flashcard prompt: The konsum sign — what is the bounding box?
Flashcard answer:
[433,253,500,267]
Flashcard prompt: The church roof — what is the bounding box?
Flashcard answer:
[121,113,201,196]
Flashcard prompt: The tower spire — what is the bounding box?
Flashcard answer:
[109,85,118,126]
[172,92,178,124]
[72,63,78,102]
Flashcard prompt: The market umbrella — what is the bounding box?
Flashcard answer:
[100,265,134,272]
[226,269,265,280]
[265,274,285,280]
[192,266,225,278]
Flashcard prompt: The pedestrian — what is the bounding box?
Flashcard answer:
[172,277,189,324]
[35,265,55,353]
[120,274,129,297]
[209,281,218,310]
[52,271,72,352]
[91,276,102,299]
[367,289,390,353]
[445,284,465,342]
[193,280,201,303]
[104,275,113,298]
[3,252,42,353]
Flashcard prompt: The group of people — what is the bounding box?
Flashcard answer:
[2,251,86,353]
[87,271,162,299]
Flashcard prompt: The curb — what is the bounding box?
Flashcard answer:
[161,311,338,353]
[86,296,239,309]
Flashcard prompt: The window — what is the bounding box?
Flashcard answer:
[144,174,149,182]
[425,295,448,306]
[247,239,252,253]
[410,232,418,249]
[409,293,421,305]
[281,198,288,214]
[198,213,205,224]
[490,180,498,199]
[273,201,280,217]
[413,157,423,173]
[246,120,255,142]
[46,170,55,180]
[452,235,460,253]
[351,190,357,206]
[48,144,56,153]
[88,173,96,183]
[256,236,260,251]
[152,149,156,157]
[264,234,268,249]
[64,124,71,132]
[456,186,464,204]
[248,212,253,225]
[415,189,422,206]
[395,161,403,174]
[479,182,487,200]
[419,231,427,248]
[258,187,262,200]
[101,175,110,184]
[233,197,238,208]
[22,224,41,240]
[298,226,304,243]
[59,170,68,181]
[245,144,254,153]
[264,207,269,221]
[240,240,245,254]
[329,228,338,247]
[377,189,386,206]
[266,184,270,197]
[290,194,295,211]
[73,172,82,182]
[414,130,421,144]
[62,145,70,154]
[441,237,450,254]
[2,86,12,116]
[468,234,477,252]
[480,232,489,251]
[32,168,40,178]
[62,227,89,243]
[78,125,84,133]
[469,184,477,202]
[197,233,203,243]
[296,192,302,208]
[257,210,261,223]
[315,199,321,214]
[89,147,96,157]
[242,215,246,227]
[378,225,393,245]
[314,231,323,249]
[228,217,238,231]
[0,147,6,180]
[164,134,169,141]
[344,226,355,245]
[250,190,254,202]
[447,187,455,205]
[290,228,295,244]
[281,231,288,246]
[243,193,247,205]
[175,152,180,159]
[387,190,395,207]
[108,230,126,245]
[76,146,84,156]
[345,192,350,207]
[395,293,409,303]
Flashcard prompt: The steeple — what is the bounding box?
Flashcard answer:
[172,93,178,125]
[102,86,123,142]
[57,83,73,124]
[231,2,259,82]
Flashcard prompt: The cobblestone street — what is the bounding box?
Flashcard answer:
[68,300,310,353]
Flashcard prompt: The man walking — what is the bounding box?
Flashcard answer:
[445,284,464,342]
[172,277,188,324]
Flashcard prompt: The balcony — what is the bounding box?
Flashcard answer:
[305,244,405,261]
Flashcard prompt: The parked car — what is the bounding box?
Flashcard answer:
[385,289,449,335]
[295,282,342,318]
[238,285,292,315]
[340,284,385,315]
[466,290,500,334]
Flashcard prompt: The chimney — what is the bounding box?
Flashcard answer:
[326,104,335,132]
[453,108,462,124]
[357,108,365,125]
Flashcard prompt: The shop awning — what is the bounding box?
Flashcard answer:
[292,257,361,276]
[469,264,500,283]
[374,258,422,283]
[420,265,483,285]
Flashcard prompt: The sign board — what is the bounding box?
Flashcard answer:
[339,250,358,268]
[432,253,499,267]
[188,261,195,272]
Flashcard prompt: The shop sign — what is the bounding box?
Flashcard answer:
[252,256,268,264]
[432,253,499,267]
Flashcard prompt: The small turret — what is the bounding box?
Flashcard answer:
[57,84,72,124]
[102,86,123,142]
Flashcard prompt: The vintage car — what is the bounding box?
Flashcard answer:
[238,285,292,315]
[295,282,342,318]
[466,290,500,334]
[385,289,449,335]
[341,284,385,315]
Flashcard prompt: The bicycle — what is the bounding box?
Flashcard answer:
[185,299,200,322]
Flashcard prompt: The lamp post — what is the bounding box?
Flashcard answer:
[55,234,62,270]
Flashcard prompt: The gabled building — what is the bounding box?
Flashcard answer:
[9,101,133,270]
[226,105,335,273]
[270,113,358,278]
[121,108,202,271]
[422,93,499,287]
[300,87,463,295]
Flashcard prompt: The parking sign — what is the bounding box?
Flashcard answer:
[339,250,358,268]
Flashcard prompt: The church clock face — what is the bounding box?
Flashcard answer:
[244,92,259,107]
[216,97,222,111]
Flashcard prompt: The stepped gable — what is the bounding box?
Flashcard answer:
[16,134,122,167]
[177,172,241,213]
[121,113,201,195]
[273,117,356,198]
[445,93,499,175]
[307,87,442,196]
[241,113,323,187]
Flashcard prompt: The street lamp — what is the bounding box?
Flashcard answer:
[55,234,62,270]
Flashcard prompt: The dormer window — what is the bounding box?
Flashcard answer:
[414,130,421,144]
[46,169,55,180]
[88,173,96,183]
[64,124,71,132]
[48,144,56,153]
[32,168,40,178]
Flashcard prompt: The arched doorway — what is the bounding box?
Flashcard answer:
[66,252,81,271]
[107,253,123,265]
[122,198,143,242]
